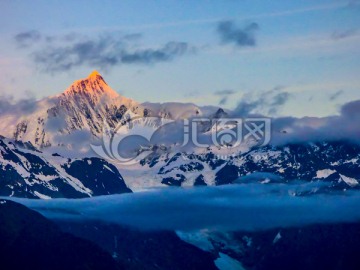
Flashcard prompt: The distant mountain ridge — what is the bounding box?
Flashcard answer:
[130,140,360,190]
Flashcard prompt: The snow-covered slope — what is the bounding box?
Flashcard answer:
[121,141,360,191]
[0,136,131,198]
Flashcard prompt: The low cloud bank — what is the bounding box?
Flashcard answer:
[7,182,360,232]
[270,99,360,145]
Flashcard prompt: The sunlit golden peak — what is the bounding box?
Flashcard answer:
[88,70,101,78]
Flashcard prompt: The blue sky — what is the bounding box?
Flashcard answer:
[0,0,359,117]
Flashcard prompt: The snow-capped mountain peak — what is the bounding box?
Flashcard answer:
[63,70,119,100]
[0,71,141,147]
[89,70,101,78]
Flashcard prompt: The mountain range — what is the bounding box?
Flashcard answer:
[1,71,360,270]
[0,71,359,197]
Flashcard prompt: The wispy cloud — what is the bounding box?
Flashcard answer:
[250,2,351,19]
[14,30,41,48]
[63,2,348,32]
[206,30,360,60]
[269,92,291,114]
[217,21,259,47]
[214,89,236,96]
[348,0,360,7]
[329,90,344,101]
[15,32,196,73]
[0,93,37,114]
[219,97,228,105]
[232,87,292,116]
[331,29,358,40]
[214,89,237,106]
